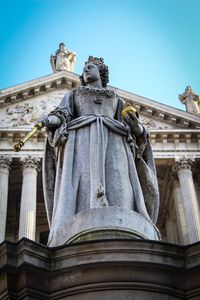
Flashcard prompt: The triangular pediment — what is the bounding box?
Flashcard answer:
[0,71,200,130]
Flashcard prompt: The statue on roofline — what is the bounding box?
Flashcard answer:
[50,43,76,73]
[179,86,200,114]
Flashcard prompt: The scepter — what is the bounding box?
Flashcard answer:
[14,122,43,152]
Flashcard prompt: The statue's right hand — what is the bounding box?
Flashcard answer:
[38,115,62,127]
[37,115,49,127]
[124,112,139,127]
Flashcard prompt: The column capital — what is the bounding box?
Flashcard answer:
[172,156,195,173]
[20,156,40,171]
[0,155,12,170]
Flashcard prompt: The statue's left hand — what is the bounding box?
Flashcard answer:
[124,112,143,136]
[124,112,139,127]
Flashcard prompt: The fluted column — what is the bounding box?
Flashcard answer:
[0,155,12,243]
[173,157,200,243]
[165,213,175,243]
[172,178,188,244]
[19,156,40,240]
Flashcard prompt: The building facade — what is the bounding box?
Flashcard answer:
[0,69,200,299]
[1,70,200,246]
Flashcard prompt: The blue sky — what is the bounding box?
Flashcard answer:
[0,0,200,110]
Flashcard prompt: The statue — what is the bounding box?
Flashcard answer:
[179,86,200,114]
[50,43,76,72]
[39,56,160,246]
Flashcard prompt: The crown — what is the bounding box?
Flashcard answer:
[85,56,104,66]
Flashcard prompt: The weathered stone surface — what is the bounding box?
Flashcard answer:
[50,207,160,246]
[0,238,200,299]
[43,56,160,247]
[1,54,200,253]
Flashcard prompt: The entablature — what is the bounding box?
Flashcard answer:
[0,128,200,159]
[150,129,200,143]
[1,72,200,130]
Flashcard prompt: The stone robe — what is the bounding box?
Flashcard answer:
[43,87,159,246]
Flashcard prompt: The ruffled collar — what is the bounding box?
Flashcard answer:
[75,86,116,98]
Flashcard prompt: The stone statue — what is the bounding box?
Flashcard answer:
[179,86,200,114]
[50,43,76,72]
[41,56,159,246]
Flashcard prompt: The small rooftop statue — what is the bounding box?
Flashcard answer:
[50,43,76,73]
[179,86,200,114]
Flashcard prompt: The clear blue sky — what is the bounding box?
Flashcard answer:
[0,0,200,110]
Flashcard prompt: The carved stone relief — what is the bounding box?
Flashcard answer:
[0,92,65,127]
[140,116,176,130]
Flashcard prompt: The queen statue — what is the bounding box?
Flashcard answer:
[40,56,160,246]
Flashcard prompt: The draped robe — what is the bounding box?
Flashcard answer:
[43,87,159,246]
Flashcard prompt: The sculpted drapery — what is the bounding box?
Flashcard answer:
[42,57,159,246]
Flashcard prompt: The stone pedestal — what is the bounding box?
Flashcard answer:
[48,207,160,247]
[0,156,12,243]
[1,238,200,299]
[18,156,40,241]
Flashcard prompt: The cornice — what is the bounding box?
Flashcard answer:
[150,129,200,141]
[114,88,200,129]
[0,71,80,107]
[0,71,200,128]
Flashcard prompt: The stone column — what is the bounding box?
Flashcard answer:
[0,155,12,243]
[19,156,40,240]
[173,157,200,244]
[172,178,188,244]
[165,213,175,243]
[194,169,200,207]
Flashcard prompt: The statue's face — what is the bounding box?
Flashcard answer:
[83,63,101,84]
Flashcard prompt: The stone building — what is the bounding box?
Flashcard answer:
[0,66,200,299]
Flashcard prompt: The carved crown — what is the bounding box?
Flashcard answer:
[86,56,104,66]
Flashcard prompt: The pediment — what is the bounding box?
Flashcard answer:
[0,90,67,128]
[0,71,200,130]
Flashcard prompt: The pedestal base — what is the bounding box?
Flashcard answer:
[50,207,160,246]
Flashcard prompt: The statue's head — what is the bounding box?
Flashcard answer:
[185,85,192,92]
[80,56,109,88]
[59,43,66,51]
